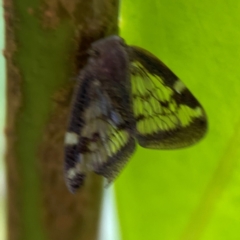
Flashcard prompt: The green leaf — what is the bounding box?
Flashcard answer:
[116,1,240,240]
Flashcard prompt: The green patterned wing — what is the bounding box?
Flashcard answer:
[129,46,207,149]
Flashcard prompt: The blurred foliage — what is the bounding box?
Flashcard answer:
[115,1,240,240]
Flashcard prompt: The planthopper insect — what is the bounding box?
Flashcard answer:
[64,35,207,193]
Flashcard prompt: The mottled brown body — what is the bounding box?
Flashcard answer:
[64,36,207,193]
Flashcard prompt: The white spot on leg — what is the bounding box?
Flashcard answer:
[173,80,186,94]
[65,132,79,145]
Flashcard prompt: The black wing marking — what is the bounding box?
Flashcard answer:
[128,46,207,149]
[64,74,135,193]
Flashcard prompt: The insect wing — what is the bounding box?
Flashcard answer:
[129,46,207,149]
[64,73,135,193]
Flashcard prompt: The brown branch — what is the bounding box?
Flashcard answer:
[4,0,119,239]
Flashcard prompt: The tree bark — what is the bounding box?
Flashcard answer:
[4,0,119,239]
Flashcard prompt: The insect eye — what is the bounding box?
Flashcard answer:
[88,49,100,57]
